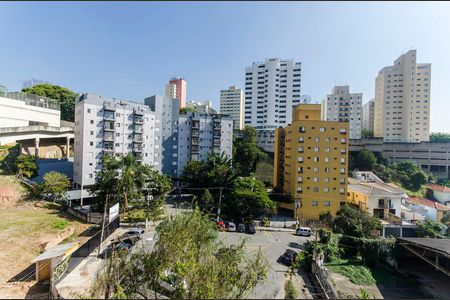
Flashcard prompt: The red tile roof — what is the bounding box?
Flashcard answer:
[425,183,450,193]
[407,197,450,211]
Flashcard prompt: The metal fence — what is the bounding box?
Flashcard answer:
[4,92,60,110]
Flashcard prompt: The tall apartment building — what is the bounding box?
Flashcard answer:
[220,86,244,130]
[374,50,431,142]
[144,95,180,177]
[322,86,362,140]
[73,94,155,188]
[177,112,233,175]
[274,103,349,220]
[244,58,302,152]
[362,99,375,132]
[165,77,187,109]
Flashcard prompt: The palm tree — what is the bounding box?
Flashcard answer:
[116,153,146,211]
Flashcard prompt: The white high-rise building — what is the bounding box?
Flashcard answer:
[73,94,155,188]
[362,99,375,132]
[244,58,302,151]
[186,100,217,114]
[322,86,362,139]
[177,112,233,175]
[374,50,431,142]
[220,86,244,130]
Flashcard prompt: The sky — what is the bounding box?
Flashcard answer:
[0,1,449,132]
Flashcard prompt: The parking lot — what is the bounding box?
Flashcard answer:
[219,230,314,299]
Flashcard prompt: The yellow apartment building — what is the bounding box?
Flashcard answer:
[273,103,349,220]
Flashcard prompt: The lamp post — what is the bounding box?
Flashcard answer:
[295,199,301,229]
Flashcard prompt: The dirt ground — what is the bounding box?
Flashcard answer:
[0,200,93,299]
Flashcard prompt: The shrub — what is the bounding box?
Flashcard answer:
[284,280,298,299]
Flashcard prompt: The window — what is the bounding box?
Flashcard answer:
[314,137,320,142]
[340,168,346,174]
[313,167,319,173]
[324,177,329,183]
[298,157,303,162]
[325,157,330,163]
[312,201,318,206]
[313,187,318,192]
[299,126,306,133]
[90,131,94,135]
[89,141,94,146]
[88,174,93,179]
[341,157,346,163]
[325,147,330,152]
[298,137,304,142]
[325,167,330,173]
[319,127,326,132]
[298,176,302,183]
[314,147,319,152]
[324,201,331,206]
[313,177,318,182]
[298,146,304,153]
[325,137,330,142]
[340,188,345,194]
[90,120,94,124]
[87,108,92,113]
[314,157,319,162]
[324,187,329,193]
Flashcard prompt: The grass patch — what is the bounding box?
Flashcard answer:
[121,209,146,222]
[284,279,298,299]
[52,220,69,230]
[326,259,376,286]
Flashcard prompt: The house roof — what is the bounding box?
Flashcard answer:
[406,197,450,211]
[348,181,406,197]
[31,242,79,263]
[425,183,450,193]
[397,238,450,256]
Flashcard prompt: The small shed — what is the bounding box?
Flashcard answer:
[31,242,79,282]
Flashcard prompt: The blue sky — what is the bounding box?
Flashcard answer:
[1,1,449,132]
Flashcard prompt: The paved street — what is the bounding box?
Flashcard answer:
[219,231,313,299]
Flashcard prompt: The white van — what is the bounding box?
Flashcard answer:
[296,227,312,237]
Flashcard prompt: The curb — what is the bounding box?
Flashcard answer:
[255,226,296,233]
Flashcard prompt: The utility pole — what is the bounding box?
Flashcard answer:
[98,194,109,257]
[217,187,223,221]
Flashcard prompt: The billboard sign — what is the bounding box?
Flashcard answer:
[109,203,119,221]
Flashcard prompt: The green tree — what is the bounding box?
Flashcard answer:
[181,160,207,188]
[430,132,450,143]
[145,196,166,225]
[319,211,333,228]
[372,164,394,182]
[227,177,275,219]
[353,149,377,171]
[441,211,450,225]
[179,107,197,114]
[22,83,77,122]
[0,84,7,95]
[436,178,450,188]
[361,129,374,139]
[255,161,274,186]
[416,219,447,238]
[392,161,430,191]
[198,189,213,210]
[332,204,382,238]
[16,154,38,178]
[91,209,268,299]
[233,126,268,176]
[40,171,70,203]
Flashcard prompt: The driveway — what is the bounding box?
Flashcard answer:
[219,231,313,299]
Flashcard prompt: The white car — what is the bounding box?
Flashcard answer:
[296,227,312,237]
[226,222,236,232]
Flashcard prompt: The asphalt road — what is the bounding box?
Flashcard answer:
[219,230,313,299]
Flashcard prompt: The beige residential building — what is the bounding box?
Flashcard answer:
[220,86,244,130]
[362,99,375,132]
[374,50,431,142]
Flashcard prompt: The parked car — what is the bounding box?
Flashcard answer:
[295,227,313,237]
[236,223,246,233]
[117,230,143,246]
[211,218,226,230]
[245,224,256,234]
[226,222,236,232]
[103,241,132,258]
[281,249,298,265]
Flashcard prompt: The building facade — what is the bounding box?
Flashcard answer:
[244,58,302,152]
[73,93,155,188]
[274,103,349,220]
[165,78,187,109]
[220,86,244,130]
[186,100,217,114]
[362,99,375,132]
[322,86,362,140]
[374,50,431,142]
[144,95,180,177]
[177,112,233,175]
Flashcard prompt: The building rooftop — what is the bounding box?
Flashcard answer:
[397,237,450,256]
[406,197,450,211]
[3,92,60,111]
[425,183,450,193]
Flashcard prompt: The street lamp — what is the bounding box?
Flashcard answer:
[295,198,301,229]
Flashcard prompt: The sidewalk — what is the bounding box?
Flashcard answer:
[255,226,296,233]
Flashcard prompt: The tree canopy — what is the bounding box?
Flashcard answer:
[430,132,450,143]
[332,204,382,238]
[361,129,374,139]
[91,209,268,299]
[22,83,77,122]
[39,171,70,204]
[353,149,377,171]
[89,153,172,212]
[16,154,38,178]
[416,219,448,238]
[233,126,268,176]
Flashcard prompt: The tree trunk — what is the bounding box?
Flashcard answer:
[124,191,128,211]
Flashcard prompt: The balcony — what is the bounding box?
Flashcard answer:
[134,116,144,125]
[191,137,199,145]
[104,121,115,131]
[134,152,143,161]
[104,102,116,111]
[192,145,200,153]
[133,145,143,152]
[103,132,114,142]
[340,128,347,134]
[191,130,199,137]
[103,141,114,152]
[133,134,143,143]
[134,125,144,133]
[134,108,145,116]
[192,121,200,129]
[104,111,115,121]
